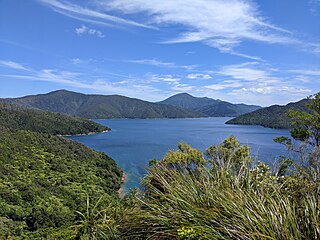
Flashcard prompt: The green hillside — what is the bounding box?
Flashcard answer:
[4,90,200,119]
[0,103,109,135]
[0,100,122,238]
[159,93,261,117]
[226,99,309,128]
[0,127,122,238]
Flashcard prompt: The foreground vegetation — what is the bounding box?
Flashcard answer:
[1,93,319,239]
[0,127,122,239]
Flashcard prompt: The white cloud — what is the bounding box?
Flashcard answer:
[71,58,82,64]
[38,0,154,29]
[232,86,311,95]
[0,60,316,106]
[0,60,30,71]
[186,73,212,80]
[217,62,276,82]
[146,74,181,84]
[309,0,320,15]
[126,59,196,70]
[75,25,105,38]
[38,0,320,59]
[103,0,295,58]
[0,60,166,101]
[205,82,242,90]
[289,69,320,76]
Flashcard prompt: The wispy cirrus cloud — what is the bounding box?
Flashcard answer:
[217,62,275,82]
[38,0,155,29]
[0,60,165,100]
[145,74,181,84]
[0,60,315,105]
[75,25,105,38]
[37,0,319,59]
[217,62,312,97]
[0,60,31,71]
[126,59,196,71]
[101,0,297,59]
[231,86,311,95]
[289,69,320,76]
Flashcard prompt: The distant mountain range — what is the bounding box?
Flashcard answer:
[159,93,261,117]
[2,90,200,119]
[2,90,260,119]
[226,99,309,129]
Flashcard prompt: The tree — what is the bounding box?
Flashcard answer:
[274,92,320,179]
[275,92,320,148]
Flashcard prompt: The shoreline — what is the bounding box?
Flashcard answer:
[58,129,110,137]
[118,172,128,197]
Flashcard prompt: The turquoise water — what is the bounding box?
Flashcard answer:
[69,117,291,191]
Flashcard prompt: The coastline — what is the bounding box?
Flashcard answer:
[58,129,110,137]
[118,172,128,197]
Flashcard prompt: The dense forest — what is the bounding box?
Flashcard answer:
[160,93,261,117]
[0,103,109,135]
[3,90,200,119]
[226,98,309,128]
[0,103,122,238]
[1,93,320,239]
[0,127,123,239]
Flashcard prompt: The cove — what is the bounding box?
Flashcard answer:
[69,117,291,192]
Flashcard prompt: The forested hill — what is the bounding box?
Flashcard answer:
[159,93,261,117]
[4,90,200,119]
[0,127,122,238]
[226,98,309,128]
[0,102,109,135]
[0,101,123,238]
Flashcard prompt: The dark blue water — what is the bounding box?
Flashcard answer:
[69,118,290,191]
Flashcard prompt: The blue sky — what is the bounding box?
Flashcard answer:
[0,0,319,106]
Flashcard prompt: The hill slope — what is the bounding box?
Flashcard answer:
[0,102,109,135]
[226,99,309,128]
[4,90,200,119]
[0,127,122,234]
[159,93,261,117]
[0,96,123,237]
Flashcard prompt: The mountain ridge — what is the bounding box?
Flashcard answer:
[226,98,309,129]
[159,92,261,117]
[3,90,201,119]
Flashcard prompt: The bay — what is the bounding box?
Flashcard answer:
[69,117,291,192]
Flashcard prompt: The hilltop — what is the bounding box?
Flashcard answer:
[226,98,309,128]
[3,90,200,119]
[159,93,261,117]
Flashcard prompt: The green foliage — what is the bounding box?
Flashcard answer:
[162,142,206,168]
[160,92,261,117]
[288,92,320,147]
[226,98,310,129]
[4,90,199,119]
[0,128,122,238]
[274,93,320,179]
[0,102,109,135]
[73,195,123,240]
[120,137,320,240]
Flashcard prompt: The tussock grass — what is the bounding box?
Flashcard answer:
[119,137,320,240]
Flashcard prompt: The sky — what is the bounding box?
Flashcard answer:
[0,0,319,106]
